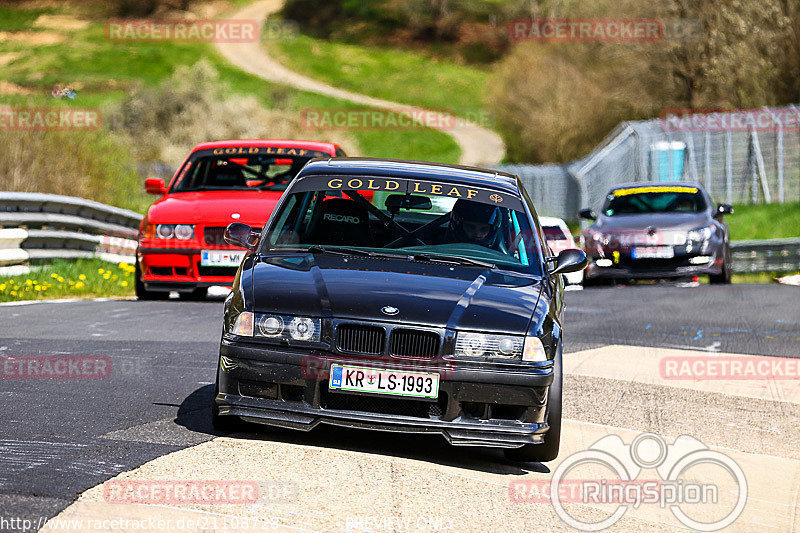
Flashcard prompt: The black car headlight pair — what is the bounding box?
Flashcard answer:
[454,333,548,362]
[230,312,321,343]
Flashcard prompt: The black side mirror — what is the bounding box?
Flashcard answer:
[578,208,597,221]
[224,223,259,250]
[550,249,588,275]
[717,203,734,215]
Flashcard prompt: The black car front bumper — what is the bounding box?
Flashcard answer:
[585,250,724,280]
[216,338,554,448]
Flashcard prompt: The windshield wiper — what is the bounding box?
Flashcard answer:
[409,253,495,269]
[298,246,411,260]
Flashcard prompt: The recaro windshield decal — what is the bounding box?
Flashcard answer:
[290,175,524,211]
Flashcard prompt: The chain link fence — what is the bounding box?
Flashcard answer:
[500,104,800,220]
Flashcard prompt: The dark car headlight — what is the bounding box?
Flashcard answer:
[455,332,523,360]
[230,311,321,344]
[687,225,714,243]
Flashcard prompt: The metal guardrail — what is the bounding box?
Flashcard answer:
[730,238,800,274]
[0,192,142,271]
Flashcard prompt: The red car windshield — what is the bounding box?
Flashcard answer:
[171,149,331,193]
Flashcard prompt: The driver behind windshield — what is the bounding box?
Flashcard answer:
[447,199,503,250]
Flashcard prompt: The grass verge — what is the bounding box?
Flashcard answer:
[727,202,800,241]
[0,259,134,302]
[266,32,492,121]
[0,1,461,203]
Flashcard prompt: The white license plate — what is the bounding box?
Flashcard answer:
[632,246,674,259]
[200,250,246,267]
[328,364,439,399]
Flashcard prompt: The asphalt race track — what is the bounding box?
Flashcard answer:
[1,284,798,532]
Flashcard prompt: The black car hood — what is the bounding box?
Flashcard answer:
[250,254,542,333]
[594,212,710,232]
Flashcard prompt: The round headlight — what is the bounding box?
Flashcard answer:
[462,334,486,357]
[289,317,315,341]
[497,338,516,356]
[156,224,174,239]
[174,224,194,240]
[258,316,284,337]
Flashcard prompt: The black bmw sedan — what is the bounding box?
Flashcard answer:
[579,182,734,283]
[213,158,587,462]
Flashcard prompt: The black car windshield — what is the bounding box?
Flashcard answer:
[171,148,332,193]
[603,186,706,216]
[264,177,542,275]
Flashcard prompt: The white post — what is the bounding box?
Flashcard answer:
[725,129,733,203]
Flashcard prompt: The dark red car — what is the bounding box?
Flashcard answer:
[135,140,345,300]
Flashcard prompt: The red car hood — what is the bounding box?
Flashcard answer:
[146,191,282,226]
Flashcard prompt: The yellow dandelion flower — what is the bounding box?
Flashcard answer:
[78,274,86,281]
[120,281,128,287]
[0,284,5,291]
[50,273,58,279]
[75,281,85,289]
[119,262,130,269]
[103,272,111,280]
[57,276,65,283]
[98,268,105,274]
[10,291,16,296]
[25,279,33,286]
[111,275,118,281]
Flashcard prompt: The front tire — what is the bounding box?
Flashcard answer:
[135,262,168,300]
[505,345,562,463]
[709,245,732,284]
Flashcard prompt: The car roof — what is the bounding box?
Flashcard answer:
[191,139,341,154]
[538,216,568,227]
[297,157,520,195]
[608,181,705,193]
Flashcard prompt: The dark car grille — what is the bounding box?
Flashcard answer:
[390,329,439,358]
[619,256,693,272]
[322,387,445,418]
[337,324,385,355]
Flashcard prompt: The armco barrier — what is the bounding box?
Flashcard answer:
[0,192,141,269]
[730,238,800,274]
